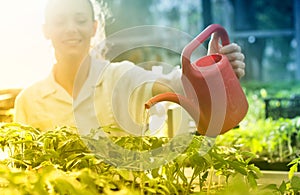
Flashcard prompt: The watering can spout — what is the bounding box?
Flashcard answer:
[145,92,206,133]
[145,92,182,109]
[145,92,199,122]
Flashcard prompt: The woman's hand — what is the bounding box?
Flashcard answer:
[208,33,246,79]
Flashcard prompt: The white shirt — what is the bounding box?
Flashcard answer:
[14,57,182,136]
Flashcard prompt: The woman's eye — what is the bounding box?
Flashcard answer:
[76,19,87,24]
[52,19,65,26]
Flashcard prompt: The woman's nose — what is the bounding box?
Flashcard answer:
[65,21,78,33]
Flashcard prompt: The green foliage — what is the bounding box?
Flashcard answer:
[225,82,300,163]
[1,120,299,194]
[242,81,300,98]
[217,117,300,163]
[0,123,268,194]
[239,81,300,124]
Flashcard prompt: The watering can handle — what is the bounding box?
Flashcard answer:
[182,24,230,61]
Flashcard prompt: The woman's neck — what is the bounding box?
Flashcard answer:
[53,55,91,99]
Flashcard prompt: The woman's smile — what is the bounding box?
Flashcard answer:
[63,39,82,46]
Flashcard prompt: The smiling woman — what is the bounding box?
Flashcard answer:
[0,0,52,89]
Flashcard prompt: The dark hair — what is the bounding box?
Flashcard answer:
[86,0,95,20]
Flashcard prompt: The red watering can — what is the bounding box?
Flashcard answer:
[145,24,248,137]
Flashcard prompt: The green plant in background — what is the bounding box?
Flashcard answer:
[261,158,300,194]
[1,119,300,194]
[0,123,276,194]
[240,81,300,123]
[226,81,300,163]
[217,117,300,163]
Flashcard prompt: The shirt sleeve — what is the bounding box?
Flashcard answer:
[153,65,184,95]
[94,61,184,136]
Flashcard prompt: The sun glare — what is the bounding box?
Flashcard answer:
[0,0,52,89]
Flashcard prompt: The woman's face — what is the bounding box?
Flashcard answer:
[44,0,97,59]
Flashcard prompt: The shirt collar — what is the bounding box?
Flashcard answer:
[40,70,73,104]
[74,57,109,106]
[93,59,110,87]
[38,57,108,103]
[40,72,59,99]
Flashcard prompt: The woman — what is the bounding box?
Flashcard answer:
[14,0,246,136]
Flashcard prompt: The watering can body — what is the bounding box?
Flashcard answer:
[145,24,248,137]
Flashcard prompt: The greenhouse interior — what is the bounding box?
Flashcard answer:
[1,0,300,194]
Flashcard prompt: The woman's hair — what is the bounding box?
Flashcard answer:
[44,0,99,22]
[86,0,95,20]
[90,0,111,59]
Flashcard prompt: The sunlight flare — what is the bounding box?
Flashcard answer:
[0,0,52,89]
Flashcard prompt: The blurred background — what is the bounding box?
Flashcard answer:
[102,0,298,82]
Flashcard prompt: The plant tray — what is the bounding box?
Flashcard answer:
[264,95,300,119]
